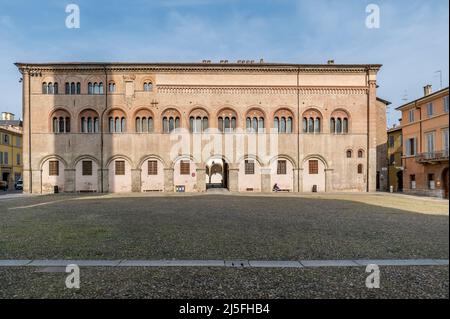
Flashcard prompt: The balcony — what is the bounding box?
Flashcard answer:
[416,150,449,163]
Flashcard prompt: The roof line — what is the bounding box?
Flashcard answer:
[395,87,449,110]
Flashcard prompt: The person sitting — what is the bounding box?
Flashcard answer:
[273,183,281,192]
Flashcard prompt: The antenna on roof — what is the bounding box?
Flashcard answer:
[401,90,408,103]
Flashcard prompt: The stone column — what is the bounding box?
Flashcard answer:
[261,168,272,193]
[228,167,239,192]
[164,168,174,192]
[368,74,378,192]
[64,169,76,193]
[196,168,206,192]
[325,169,334,192]
[131,169,141,193]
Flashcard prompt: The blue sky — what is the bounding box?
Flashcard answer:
[0,0,448,127]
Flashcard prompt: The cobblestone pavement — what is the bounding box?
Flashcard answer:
[0,194,448,298]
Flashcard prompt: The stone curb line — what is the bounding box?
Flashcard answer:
[0,259,448,268]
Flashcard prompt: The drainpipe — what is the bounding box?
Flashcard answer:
[416,101,421,154]
[297,67,300,192]
[27,68,32,193]
[100,66,108,193]
[366,70,370,193]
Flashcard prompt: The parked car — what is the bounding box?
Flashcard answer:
[15,180,23,190]
[0,181,8,191]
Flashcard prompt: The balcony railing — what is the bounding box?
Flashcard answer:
[416,150,449,163]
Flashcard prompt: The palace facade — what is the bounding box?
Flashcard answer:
[16,62,387,194]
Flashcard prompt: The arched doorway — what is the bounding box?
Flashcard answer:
[206,157,229,189]
[442,168,449,199]
[396,170,403,192]
[302,157,326,193]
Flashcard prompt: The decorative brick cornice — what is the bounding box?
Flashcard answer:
[15,62,382,75]
[158,85,369,95]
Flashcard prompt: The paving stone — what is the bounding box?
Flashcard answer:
[249,261,303,268]
[300,260,359,267]
[225,260,250,268]
[0,260,32,267]
[353,259,444,266]
[28,260,120,267]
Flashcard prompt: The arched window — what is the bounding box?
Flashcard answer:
[224,117,230,130]
[308,117,314,133]
[136,117,141,133]
[108,111,126,133]
[142,117,148,132]
[144,82,153,92]
[65,83,70,94]
[218,117,224,132]
[87,117,93,133]
[330,118,336,133]
[189,117,194,133]
[280,117,286,133]
[163,117,169,133]
[169,117,175,132]
[314,118,321,133]
[202,117,208,131]
[258,117,265,133]
[347,150,353,158]
[331,110,350,134]
[81,117,86,133]
[52,117,58,132]
[358,150,364,158]
[109,82,116,93]
[148,118,154,132]
[115,117,120,132]
[94,83,100,95]
[99,83,104,94]
[80,110,99,133]
[196,117,202,133]
[76,82,81,94]
[51,110,71,133]
[54,83,58,94]
[286,117,293,133]
[94,118,99,132]
[358,164,363,174]
[71,82,76,95]
[246,117,252,132]
[88,82,93,95]
[59,117,65,133]
[42,82,48,94]
[65,117,70,132]
[252,117,258,132]
[109,117,114,133]
[302,118,308,133]
[48,83,54,95]
[336,118,342,133]
[274,109,294,134]
[343,118,349,134]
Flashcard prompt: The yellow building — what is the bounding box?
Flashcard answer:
[387,125,403,192]
[0,112,23,189]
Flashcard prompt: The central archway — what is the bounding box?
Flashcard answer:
[205,156,229,190]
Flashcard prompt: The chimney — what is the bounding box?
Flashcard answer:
[423,84,432,96]
[327,60,335,65]
[1,112,15,121]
